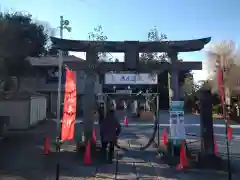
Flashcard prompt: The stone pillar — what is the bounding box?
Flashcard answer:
[124,41,139,70]
[199,89,214,155]
[83,49,98,142]
[168,51,179,101]
[167,51,181,155]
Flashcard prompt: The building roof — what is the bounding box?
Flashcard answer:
[28,56,85,66]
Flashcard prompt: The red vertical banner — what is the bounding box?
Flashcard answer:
[217,69,232,141]
[61,69,77,141]
[217,69,225,104]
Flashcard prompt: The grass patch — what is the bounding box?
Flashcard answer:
[193,112,223,120]
[212,113,223,120]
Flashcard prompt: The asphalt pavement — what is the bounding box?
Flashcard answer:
[0,119,239,180]
[112,110,240,137]
[0,110,239,179]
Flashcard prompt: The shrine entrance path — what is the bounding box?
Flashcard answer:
[0,119,239,179]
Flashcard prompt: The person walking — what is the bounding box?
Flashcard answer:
[98,102,105,124]
[100,106,121,163]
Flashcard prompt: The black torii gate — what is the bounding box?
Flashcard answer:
[51,37,211,142]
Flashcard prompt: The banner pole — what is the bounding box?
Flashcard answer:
[157,87,160,147]
[55,16,64,180]
[55,52,62,180]
[220,69,232,180]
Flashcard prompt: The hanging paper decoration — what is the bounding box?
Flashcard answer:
[61,69,77,141]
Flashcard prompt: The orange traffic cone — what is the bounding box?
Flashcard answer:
[176,141,188,170]
[123,116,128,126]
[44,136,50,155]
[84,140,92,165]
[214,135,219,156]
[227,126,233,141]
[162,128,168,146]
[93,128,96,144]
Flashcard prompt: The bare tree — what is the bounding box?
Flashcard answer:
[205,40,240,107]
[181,76,195,97]
[88,25,110,61]
[35,20,56,50]
[139,27,168,63]
[180,76,210,100]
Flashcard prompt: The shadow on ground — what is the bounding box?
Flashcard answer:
[0,120,239,179]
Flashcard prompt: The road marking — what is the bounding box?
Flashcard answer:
[51,119,240,128]
[215,133,240,138]
[187,133,240,138]
[50,119,240,139]
[120,123,240,129]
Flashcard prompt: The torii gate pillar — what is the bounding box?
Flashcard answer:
[168,51,180,101]
[83,49,98,141]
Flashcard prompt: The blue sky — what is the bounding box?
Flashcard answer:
[1,0,239,81]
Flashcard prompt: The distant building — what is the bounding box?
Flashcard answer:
[22,56,102,116]
[22,56,187,114]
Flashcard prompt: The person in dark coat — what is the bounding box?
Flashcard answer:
[98,103,105,124]
[100,107,121,163]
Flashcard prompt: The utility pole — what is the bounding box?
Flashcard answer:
[56,15,71,180]
[57,16,72,139]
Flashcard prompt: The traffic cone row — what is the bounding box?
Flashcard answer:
[84,140,92,165]
[214,135,219,156]
[43,136,51,155]
[162,128,168,147]
[227,126,233,141]
[176,141,188,170]
[83,128,97,165]
[175,135,221,170]
[43,129,97,165]
[93,128,96,144]
[43,127,223,168]
[123,116,128,126]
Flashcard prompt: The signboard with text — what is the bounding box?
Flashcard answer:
[169,101,185,142]
[104,73,158,85]
[46,67,66,84]
[115,90,132,94]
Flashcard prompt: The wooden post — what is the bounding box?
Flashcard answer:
[124,41,139,70]
[83,48,98,142]
[167,51,181,155]
[168,51,180,101]
[199,89,214,154]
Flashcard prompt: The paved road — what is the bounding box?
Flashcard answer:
[0,118,239,179]
[73,110,240,142]
[73,110,240,160]
[111,110,240,138]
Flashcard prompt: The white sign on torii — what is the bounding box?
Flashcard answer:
[104,73,158,85]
